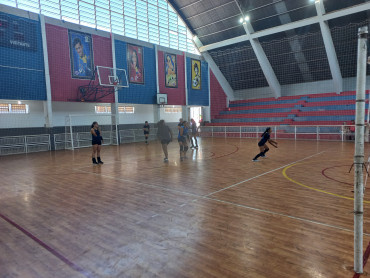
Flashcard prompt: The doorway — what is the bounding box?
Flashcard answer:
[190,106,202,125]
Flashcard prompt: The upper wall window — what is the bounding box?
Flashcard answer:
[0,103,29,114]
[95,105,134,114]
[2,0,199,54]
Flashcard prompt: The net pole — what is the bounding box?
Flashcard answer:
[354,26,368,274]
[69,114,74,150]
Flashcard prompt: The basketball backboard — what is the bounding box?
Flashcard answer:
[96,66,129,88]
[157,94,167,105]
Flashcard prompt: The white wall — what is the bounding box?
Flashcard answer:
[119,104,154,125]
[159,107,182,123]
[0,100,45,128]
[234,77,370,101]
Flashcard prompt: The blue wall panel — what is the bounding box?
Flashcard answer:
[0,12,46,100]
[115,40,157,104]
[187,57,209,106]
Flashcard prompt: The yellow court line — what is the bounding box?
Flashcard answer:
[282,163,370,204]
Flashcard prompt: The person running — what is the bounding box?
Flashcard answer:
[157,120,173,162]
[91,121,104,164]
[252,127,277,162]
[190,118,198,149]
[143,121,150,144]
[178,120,189,161]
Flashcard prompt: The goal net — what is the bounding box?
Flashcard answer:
[65,114,118,150]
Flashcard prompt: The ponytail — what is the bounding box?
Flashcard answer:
[261,127,271,137]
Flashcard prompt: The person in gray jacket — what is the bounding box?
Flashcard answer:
[157,120,173,162]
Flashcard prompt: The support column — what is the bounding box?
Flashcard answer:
[315,0,343,94]
[154,45,161,123]
[353,26,368,274]
[40,15,53,128]
[243,21,281,98]
[111,33,120,144]
[193,36,234,104]
[183,52,189,120]
[203,64,211,122]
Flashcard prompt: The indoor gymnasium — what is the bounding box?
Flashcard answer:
[1,0,370,277]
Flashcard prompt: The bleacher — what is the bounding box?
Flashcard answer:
[209,91,369,127]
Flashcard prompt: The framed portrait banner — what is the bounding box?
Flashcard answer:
[191,59,201,90]
[68,30,94,79]
[164,53,178,88]
[127,44,144,84]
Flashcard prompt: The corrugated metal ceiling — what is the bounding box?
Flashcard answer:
[168,0,370,90]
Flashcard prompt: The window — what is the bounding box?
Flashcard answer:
[118,106,134,113]
[2,0,199,54]
[95,105,134,113]
[95,105,111,113]
[164,106,181,113]
[0,103,29,113]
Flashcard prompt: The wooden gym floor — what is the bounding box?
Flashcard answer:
[1,138,370,278]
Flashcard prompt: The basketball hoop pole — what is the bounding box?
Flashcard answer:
[354,26,368,274]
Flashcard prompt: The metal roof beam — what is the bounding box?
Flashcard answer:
[315,0,343,94]
[243,21,281,98]
[193,36,235,101]
[199,2,370,52]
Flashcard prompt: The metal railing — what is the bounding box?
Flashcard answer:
[197,125,361,142]
[0,134,51,156]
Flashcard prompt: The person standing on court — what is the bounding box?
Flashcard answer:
[190,118,199,149]
[143,121,150,144]
[252,127,277,162]
[178,120,189,161]
[157,120,173,162]
[91,121,104,164]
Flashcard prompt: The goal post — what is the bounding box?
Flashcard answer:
[65,114,119,150]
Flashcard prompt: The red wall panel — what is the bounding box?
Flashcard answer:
[210,70,227,119]
[46,24,114,102]
[157,51,186,105]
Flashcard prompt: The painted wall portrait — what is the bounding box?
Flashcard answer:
[191,59,201,90]
[164,53,177,88]
[127,44,144,84]
[68,30,94,79]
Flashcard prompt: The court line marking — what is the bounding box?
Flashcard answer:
[74,151,370,237]
[206,151,325,197]
[0,212,93,278]
[202,196,370,237]
[74,151,370,236]
[322,165,353,186]
[282,163,370,204]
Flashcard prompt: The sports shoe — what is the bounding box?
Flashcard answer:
[164,158,169,162]
[252,159,259,162]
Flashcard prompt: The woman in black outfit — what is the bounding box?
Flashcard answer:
[91,121,104,164]
[252,127,277,162]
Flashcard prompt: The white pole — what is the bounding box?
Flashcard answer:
[295,126,297,141]
[354,26,368,274]
[316,126,319,141]
[69,115,74,150]
[111,33,120,145]
[39,15,53,128]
